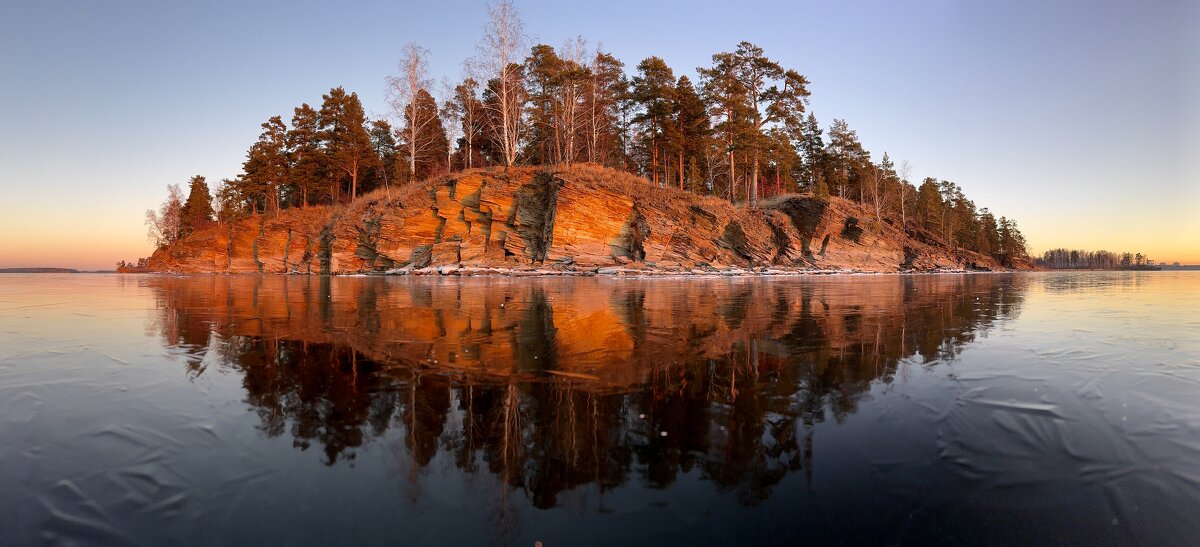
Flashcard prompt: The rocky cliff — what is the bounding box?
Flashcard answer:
[139,164,1010,274]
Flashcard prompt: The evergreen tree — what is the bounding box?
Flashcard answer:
[700,42,809,204]
[400,89,449,181]
[448,78,486,169]
[915,177,943,233]
[318,87,374,201]
[825,119,865,200]
[179,175,214,237]
[699,52,753,202]
[762,127,800,196]
[525,44,564,165]
[242,116,289,213]
[867,152,897,221]
[797,113,824,190]
[978,208,1000,257]
[582,51,625,166]
[366,120,399,195]
[287,103,325,207]
[997,217,1027,265]
[211,178,245,224]
[937,180,961,243]
[671,75,710,191]
[631,56,676,186]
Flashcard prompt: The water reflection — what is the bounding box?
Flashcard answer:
[147,275,1024,506]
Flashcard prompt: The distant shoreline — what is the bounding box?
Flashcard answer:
[0,267,79,273]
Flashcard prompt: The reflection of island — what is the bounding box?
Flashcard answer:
[148,275,1024,507]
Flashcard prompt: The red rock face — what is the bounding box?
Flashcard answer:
[142,165,1006,274]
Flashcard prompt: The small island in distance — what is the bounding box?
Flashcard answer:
[0,268,81,274]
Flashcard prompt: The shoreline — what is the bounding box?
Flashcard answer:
[122,265,1013,278]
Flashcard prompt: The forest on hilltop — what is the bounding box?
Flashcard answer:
[145,0,1028,268]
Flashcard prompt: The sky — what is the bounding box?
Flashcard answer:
[1,0,1196,270]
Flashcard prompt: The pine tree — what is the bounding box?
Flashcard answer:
[699,42,809,204]
[211,178,245,224]
[367,120,399,195]
[288,103,325,207]
[672,75,710,191]
[525,44,563,165]
[915,177,943,233]
[699,52,753,202]
[318,87,374,202]
[997,217,1027,265]
[448,78,486,169]
[400,89,449,181]
[179,175,214,237]
[825,119,866,200]
[582,50,625,166]
[797,113,824,190]
[631,56,676,186]
[762,127,800,197]
[242,116,289,213]
[868,152,897,221]
[978,208,1000,257]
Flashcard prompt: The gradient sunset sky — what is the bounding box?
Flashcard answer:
[2,0,1196,269]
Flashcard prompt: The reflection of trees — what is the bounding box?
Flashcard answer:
[146,274,1025,504]
[226,339,381,464]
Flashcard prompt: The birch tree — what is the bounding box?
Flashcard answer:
[473,0,527,168]
[387,43,438,182]
[145,184,184,248]
[898,160,912,231]
[555,36,588,166]
[447,76,486,169]
[582,50,624,166]
[438,81,462,171]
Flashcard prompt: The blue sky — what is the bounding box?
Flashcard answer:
[1,0,1196,268]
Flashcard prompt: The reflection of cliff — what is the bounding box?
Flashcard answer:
[149,275,1024,504]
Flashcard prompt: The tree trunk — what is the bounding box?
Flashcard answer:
[750,148,759,205]
[651,125,658,186]
[466,123,473,169]
[679,150,684,190]
[728,150,736,203]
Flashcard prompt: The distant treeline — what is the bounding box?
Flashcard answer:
[144,0,1028,266]
[0,268,79,273]
[1036,248,1160,270]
